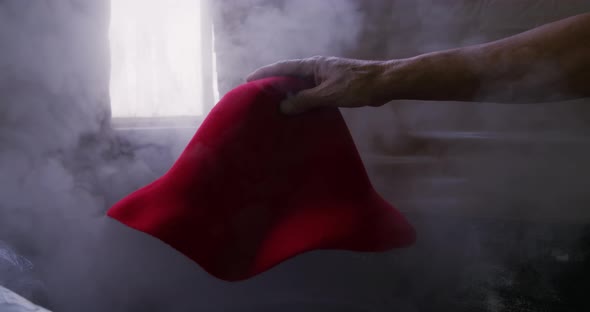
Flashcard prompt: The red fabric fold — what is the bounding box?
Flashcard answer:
[107,77,416,281]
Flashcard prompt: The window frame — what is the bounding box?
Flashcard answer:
[109,0,217,130]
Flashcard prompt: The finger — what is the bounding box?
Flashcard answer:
[246,59,315,82]
[280,86,330,114]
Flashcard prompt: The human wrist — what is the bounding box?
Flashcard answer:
[379,49,481,102]
[376,58,421,102]
[361,59,410,106]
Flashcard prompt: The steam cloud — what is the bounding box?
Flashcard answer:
[1,0,590,311]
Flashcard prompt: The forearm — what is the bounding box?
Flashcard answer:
[383,12,590,103]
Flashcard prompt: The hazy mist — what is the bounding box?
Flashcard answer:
[1,1,590,311]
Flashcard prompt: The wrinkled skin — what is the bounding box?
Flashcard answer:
[247,56,394,114]
[247,13,590,114]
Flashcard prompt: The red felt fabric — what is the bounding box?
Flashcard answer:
[107,77,416,281]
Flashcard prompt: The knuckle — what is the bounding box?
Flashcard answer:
[309,55,325,61]
[274,60,290,68]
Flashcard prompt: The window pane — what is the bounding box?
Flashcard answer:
[109,0,203,117]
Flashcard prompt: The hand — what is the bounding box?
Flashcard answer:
[246,56,394,114]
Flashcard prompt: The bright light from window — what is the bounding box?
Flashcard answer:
[211,24,220,103]
[109,0,205,117]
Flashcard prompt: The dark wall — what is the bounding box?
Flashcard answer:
[212,0,590,222]
[212,0,589,93]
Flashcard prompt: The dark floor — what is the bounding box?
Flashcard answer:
[408,216,590,312]
[1,215,589,312]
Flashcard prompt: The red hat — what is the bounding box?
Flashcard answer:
[107,77,416,281]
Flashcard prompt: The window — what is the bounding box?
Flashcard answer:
[109,0,218,126]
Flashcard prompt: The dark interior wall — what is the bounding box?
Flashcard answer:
[212,0,590,222]
[0,1,112,241]
[212,0,589,93]
[0,1,181,310]
[0,1,119,308]
[0,0,112,129]
[209,4,590,309]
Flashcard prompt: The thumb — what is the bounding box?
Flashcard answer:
[280,86,328,114]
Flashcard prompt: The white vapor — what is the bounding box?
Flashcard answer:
[1,1,590,312]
